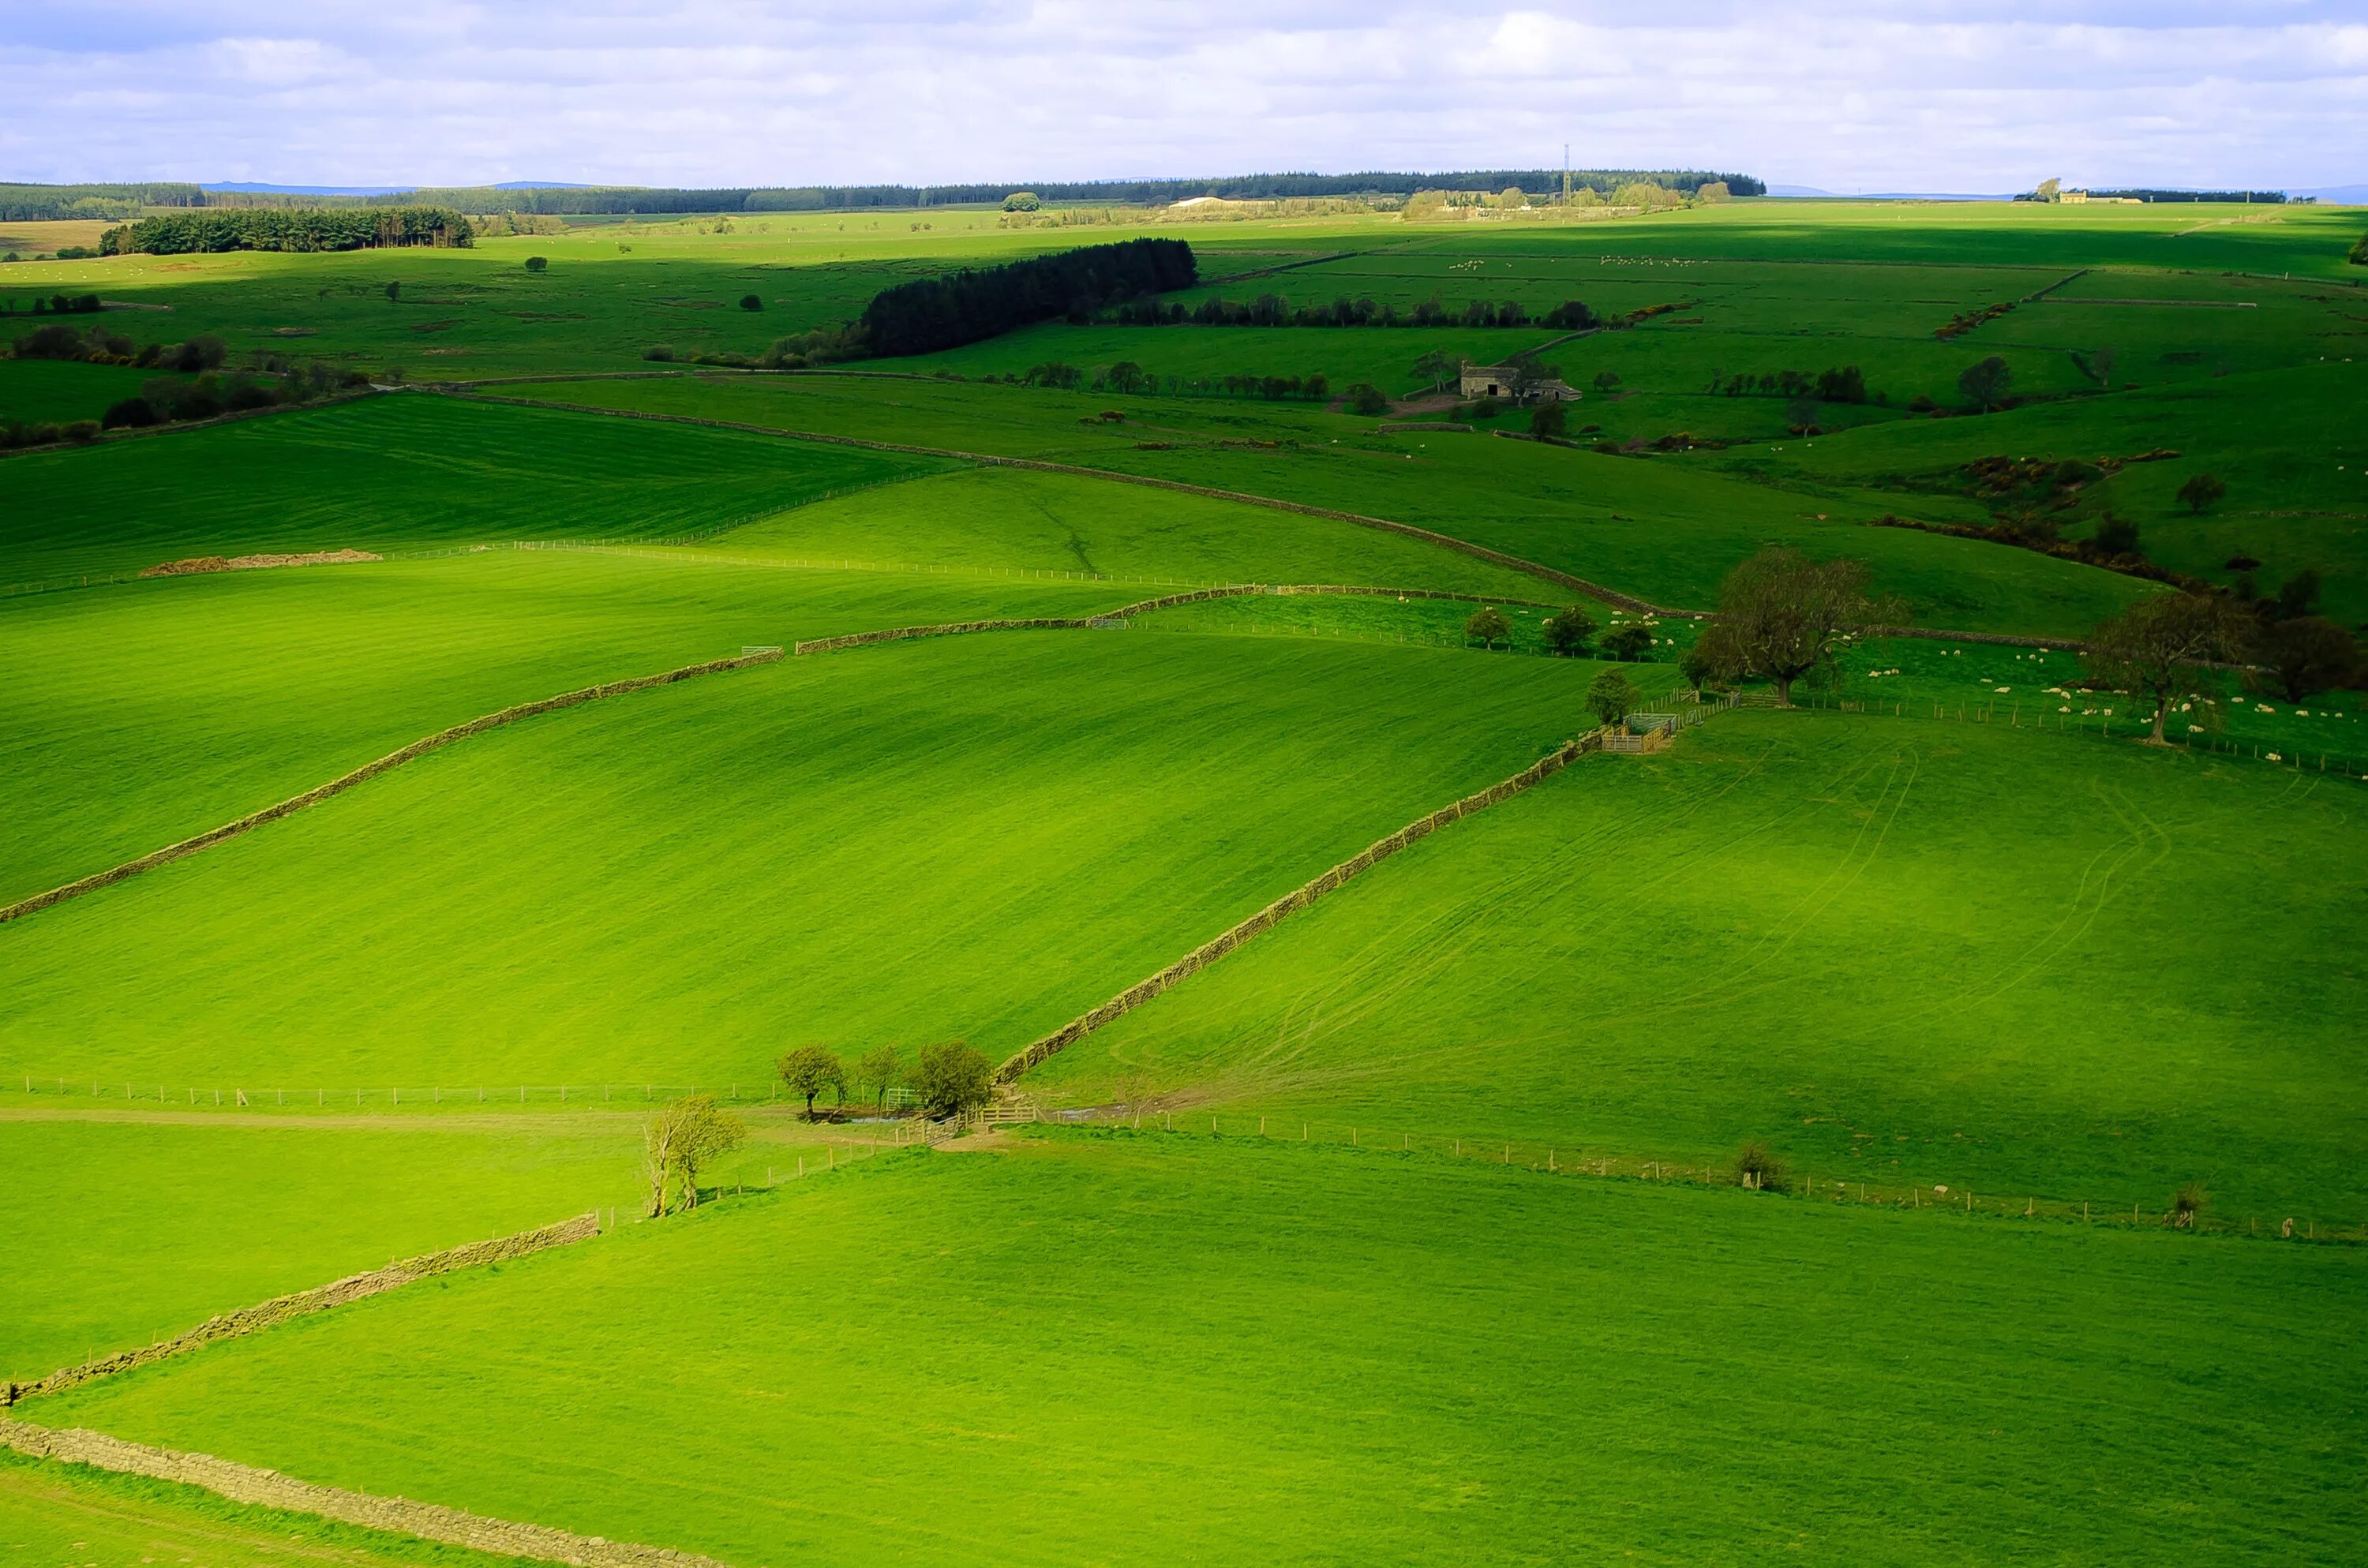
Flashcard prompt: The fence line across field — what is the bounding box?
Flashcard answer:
[5,1076,920,1110]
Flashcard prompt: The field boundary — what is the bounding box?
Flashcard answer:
[3,1211,598,1407]
[999,732,1606,1082]
[0,648,782,930]
[432,387,1667,613]
[0,1417,730,1568]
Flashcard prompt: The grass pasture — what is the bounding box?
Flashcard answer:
[0,632,1612,1087]
[28,1131,2367,1566]
[1029,710,2368,1219]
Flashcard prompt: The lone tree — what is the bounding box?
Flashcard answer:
[523,255,548,273]
[2084,591,2247,744]
[2246,616,2360,702]
[1344,381,1389,416]
[852,1043,904,1109]
[1465,605,1511,649]
[740,294,763,311]
[1587,668,1641,732]
[2176,471,2227,514]
[1528,400,1568,439]
[1413,349,1457,395]
[1541,604,1597,656]
[2350,231,2368,267]
[1601,623,1653,661]
[1693,547,1905,705]
[777,1044,847,1118]
[914,1041,995,1119]
[2089,344,2116,388]
[643,1095,747,1216]
[1958,355,2013,413]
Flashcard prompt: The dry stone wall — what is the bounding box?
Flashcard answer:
[5,1212,598,1406]
[997,734,1602,1082]
[0,649,781,929]
[0,1417,730,1568]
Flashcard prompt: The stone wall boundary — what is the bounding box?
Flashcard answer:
[996,734,1603,1083]
[0,649,782,929]
[4,1212,598,1407]
[0,1417,729,1568]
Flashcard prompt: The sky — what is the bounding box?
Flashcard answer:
[6,2,2365,194]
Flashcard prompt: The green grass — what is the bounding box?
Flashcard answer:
[700,462,1564,597]
[514,372,2158,637]
[0,1450,540,1568]
[0,632,1610,1087]
[0,1115,641,1382]
[0,394,954,587]
[0,548,1120,904]
[1028,710,2368,1219]
[29,1130,2366,1566]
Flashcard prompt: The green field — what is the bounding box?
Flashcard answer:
[30,1132,2367,1566]
[3,195,2364,1566]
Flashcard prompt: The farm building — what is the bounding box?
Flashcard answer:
[1459,364,1579,402]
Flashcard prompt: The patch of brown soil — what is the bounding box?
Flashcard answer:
[140,548,382,578]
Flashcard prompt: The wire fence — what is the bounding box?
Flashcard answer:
[3,1076,872,1111]
[1018,1108,2366,1247]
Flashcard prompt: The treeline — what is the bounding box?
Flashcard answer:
[0,182,207,222]
[2,324,365,450]
[1712,366,1870,402]
[1003,360,1331,402]
[99,208,474,256]
[860,238,1197,357]
[0,294,105,316]
[1104,294,1600,331]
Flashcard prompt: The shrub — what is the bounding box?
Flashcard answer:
[2171,1182,2207,1229]
[101,396,160,429]
[1601,623,1654,661]
[740,294,762,311]
[643,344,676,361]
[914,1041,995,1118]
[2245,616,2359,701]
[523,255,547,272]
[13,323,84,359]
[2176,471,2227,514]
[2351,232,2368,266]
[1736,1140,1784,1191]
[1541,604,1597,656]
[1592,370,1621,391]
[1344,382,1389,416]
[60,419,100,443]
[1529,401,1568,439]
[1464,605,1510,648]
[2224,553,2261,571]
[1908,393,1936,413]
[2092,515,2141,556]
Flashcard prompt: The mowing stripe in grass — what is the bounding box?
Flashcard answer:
[5,1212,601,1408]
[999,729,1610,1082]
[434,387,1664,612]
[0,1418,729,1568]
[0,648,783,929]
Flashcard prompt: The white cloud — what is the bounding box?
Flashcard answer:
[0,1,2361,190]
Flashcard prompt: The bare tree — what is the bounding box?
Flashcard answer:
[1413,349,1456,395]
[2085,592,2248,744]
[1694,548,1905,705]
[643,1095,747,1217]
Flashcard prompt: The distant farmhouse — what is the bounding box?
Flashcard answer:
[1459,364,1579,402]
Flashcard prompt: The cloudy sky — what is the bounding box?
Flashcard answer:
[6,2,2365,193]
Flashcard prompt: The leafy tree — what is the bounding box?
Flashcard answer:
[1677,644,1719,694]
[914,1041,995,1119]
[2033,178,2063,202]
[1003,192,1041,212]
[1541,604,1597,656]
[1528,400,1568,438]
[643,1095,746,1216]
[1693,547,1905,705]
[852,1044,904,1108]
[2084,592,2248,743]
[1102,360,1149,393]
[2245,616,2359,702]
[2176,471,2227,514]
[1601,623,1653,661]
[1592,370,1621,391]
[1958,355,2012,412]
[1465,605,1511,648]
[1784,393,1819,432]
[523,256,547,272]
[739,294,762,311]
[1344,381,1389,416]
[2274,568,2321,620]
[777,1044,848,1118]
[384,281,401,302]
[2350,231,2368,267]
[1587,668,1642,731]
[1542,300,1597,330]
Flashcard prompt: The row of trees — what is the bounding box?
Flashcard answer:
[1005,360,1333,402]
[776,1041,995,1120]
[860,238,1197,357]
[97,208,474,256]
[1,294,105,315]
[1712,365,1868,403]
[1103,294,1598,331]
